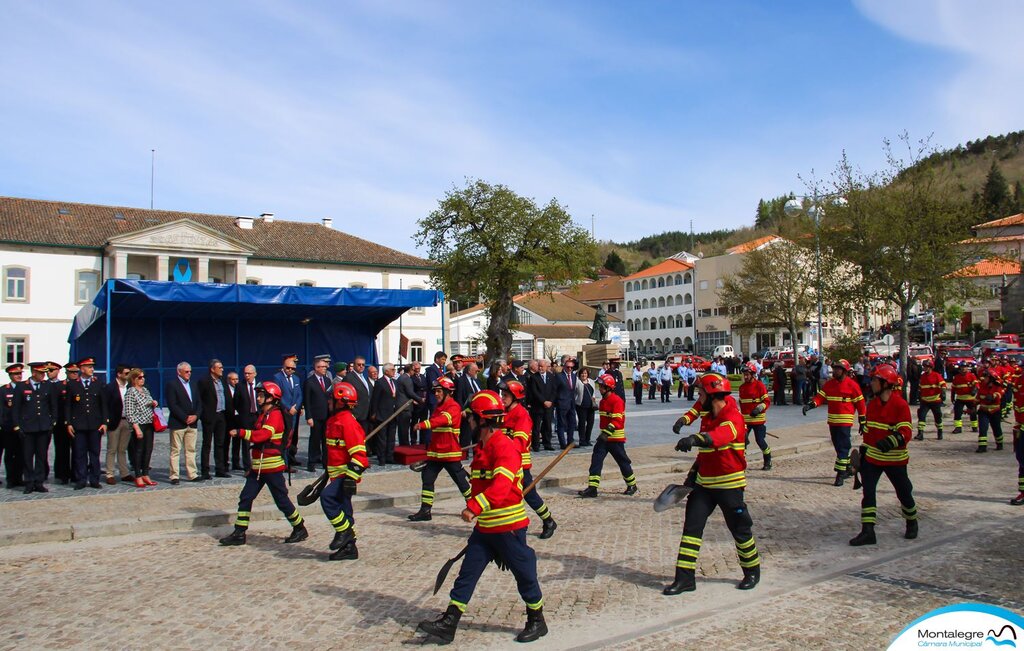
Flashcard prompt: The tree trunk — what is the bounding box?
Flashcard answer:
[899,305,911,401]
[483,295,514,369]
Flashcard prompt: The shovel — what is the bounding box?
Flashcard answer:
[653,483,693,512]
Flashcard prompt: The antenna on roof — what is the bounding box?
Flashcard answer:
[150,149,156,210]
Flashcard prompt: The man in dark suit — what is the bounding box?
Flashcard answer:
[396,363,421,447]
[424,350,447,413]
[65,357,108,490]
[303,356,332,471]
[197,358,231,478]
[554,357,578,449]
[273,355,303,467]
[342,355,372,442]
[1,364,26,488]
[456,361,482,446]
[225,370,240,445]
[528,359,557,451]
[369,362,401,465]
[51,362,76,485]
[12,361,59,493]
[165,361,202,484]
[232,364,258,471]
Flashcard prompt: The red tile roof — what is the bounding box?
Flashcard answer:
[562,276,624,302]
[622,258,693,281]
[0,196,430,269]
[950,258,1022,278]
[973,213,1024,230]
[726,235,783,255]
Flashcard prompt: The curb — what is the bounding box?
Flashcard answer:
[2,439,834,548]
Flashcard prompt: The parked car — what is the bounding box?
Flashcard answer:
[666,353,711,372]
[712,344,735,359]
[908,344,934,364]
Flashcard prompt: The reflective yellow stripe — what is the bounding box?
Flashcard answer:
[474,493,490,511]
[864,444,909,462]
[428,450,463,460]
[696,470,746,489]
[826,414,857,425]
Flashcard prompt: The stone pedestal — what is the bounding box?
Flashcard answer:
[581,343,620,373]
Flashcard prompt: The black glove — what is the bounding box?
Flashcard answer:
[750,404,766,417]
[675,433,710,452]
[682,470,697,489]
[875,434,901,453]
[342,476,358,496]
[858,417,866,436]
[672,417,687,434]
[802,402,814,416]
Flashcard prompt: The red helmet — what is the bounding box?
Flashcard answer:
[499,380,526,400]
[743,362,759,375]
[259,381,282,401]
[871,365,899,386]
[332,382,358,406]
[433,377,455,392]
[831,359,852,373]
[698,373,731,395]
[598,374,617,390]
[468,390,505,421]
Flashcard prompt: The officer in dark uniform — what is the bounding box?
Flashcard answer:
[1,364,26,488]
[65,357,109,490]
[52,362,76,485]
[608,358,626,401]
[12,362,59,493]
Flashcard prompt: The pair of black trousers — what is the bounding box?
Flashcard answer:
[201,412,228,474]
[131,424,155,476]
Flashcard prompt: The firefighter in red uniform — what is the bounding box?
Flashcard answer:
[915,359,947,440]
[738,362,772,471]
[849,365,917,546]
[950,363,979,434]
[578,374,638,497]
[220,381,306,546]
[803,359,867,486]
[500,380,557,539]
[975,369,1006,453]
[665,373,760,595]
[417,390,547,644]
[408,377,471,521]
[320,382,369,561]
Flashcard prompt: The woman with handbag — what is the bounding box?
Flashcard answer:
[124,368,159,487]
[575,367,598,447]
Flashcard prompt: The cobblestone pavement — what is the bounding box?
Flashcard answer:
[0,422,1019,650]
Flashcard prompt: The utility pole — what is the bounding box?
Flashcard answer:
[150,149,155,209]
[591,214,595,239]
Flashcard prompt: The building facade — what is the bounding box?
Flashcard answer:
[0,197,442,368]
[622,257,696,356]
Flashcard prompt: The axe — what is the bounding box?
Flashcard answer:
[296,399,414,506]
[432,443,576,595]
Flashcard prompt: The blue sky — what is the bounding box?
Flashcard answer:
[1,0,1021,253]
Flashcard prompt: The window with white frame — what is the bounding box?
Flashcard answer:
[698,280,708,290]
[3,266,28,302]
[409,340,424,363]
[409,286,425,314]
[3,335,26,365]
[76,270,100,304]
[607,303,617,313]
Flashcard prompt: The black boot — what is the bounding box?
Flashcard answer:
[219,526,247,546]
[996,442,1004,451]
[737,566,760,590]
[936,430,943,440]
[952,426,962,434]
[578,486,598,498]
[761,453,772,471]
[330,528,355,550]
[408,505,433,521]
[283,523,308,544]
[417,604,462,644]
[914,432,924,441]
[833,473,845,487]
[904,519,918,539]
[1010,493,1024,506]
[622,484,638,496]
[662,567,696,595]
[849,523,876,546]
[329,541,358,561]
[516,607,548,643]
[539,518,557,540]
[976,446,987,453]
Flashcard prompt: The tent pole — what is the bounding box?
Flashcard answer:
[235,317,240,375]
[439,290,446,354]
[105,279,113,379]
[158,316,164,405]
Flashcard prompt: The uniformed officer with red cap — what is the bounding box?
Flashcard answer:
[52,361,78,484]
[65,357,109,490]
[1,363,27,488]
[11,362,59,493]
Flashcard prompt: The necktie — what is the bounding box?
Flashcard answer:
[568,372,573,390]
[470,378,478,393]
[84,379,90,389]
[250,383,256,413]
[387,377,394,396]
[319,376,325,391]
[542,374,546,384]
[32,382,38,391]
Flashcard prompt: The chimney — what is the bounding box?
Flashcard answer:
[235,216,254,230]
[260,212,275,223]
[322,217,333,229]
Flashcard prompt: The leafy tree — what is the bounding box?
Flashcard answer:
[819,134,983,378]
[636,259,653,273]
[943,304,964,336]
[826,334,865,366]
[754,193,796,230]
[414,179,596,367]
[604,250,627,276]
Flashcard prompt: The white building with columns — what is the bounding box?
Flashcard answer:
[0,196,442,368]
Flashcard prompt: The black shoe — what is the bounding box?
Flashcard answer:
[849,524,876,546]
[408,505,432,521]
[190,477,204,482]
[329,541,358,561]
[833,473,845,487]
[418,604,462,644]
[330,528,355,550]
[971,427,978,432]
[578,486,598,498]
[35,485,48,493]
[1010,493,1024,506]
[996,442,1004,451]
[905,520,918,540]
[215,471,231,478]
[219,527,247,546]
[737,566,760,590]
[284,523,308,544]
[936,432,943,440]
[622,485,638,496]
[89,482,102,489]
[761,454,772,471]
[74,482,86,490]
[976,446,987,453]
[543,446,555,451]
[662,567,696,595]
[539,518,557,540]
[951,426,962,434]
[306,466,316,473]
[202,473,213,481]
[23,486,33,495]
[170,479,180,485]
[914,432,924,441]
[516,607,548,643]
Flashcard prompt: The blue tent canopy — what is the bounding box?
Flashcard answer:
[69,280,442,401]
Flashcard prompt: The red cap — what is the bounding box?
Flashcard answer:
[5,363,24,374]
[76,357,95,367]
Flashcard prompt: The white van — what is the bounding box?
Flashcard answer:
[712,345,735,359]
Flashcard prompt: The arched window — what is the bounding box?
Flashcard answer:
[3,266,29,302]
[684,293,692,305]
[642,318,649,330]
[675,294,683,305]
[658,297,666,308]
[685,314,693,328]
[666,296,674,307]
[684,336,693,349]
[674,337,682,346]
[684,272,692,284]
[626,281,633,292]
[642,298,649,309]
[657,278,665,288]
[675,274,683,285]
[675,316,683,328]
[641,279,649,290]
[659,316,667,329]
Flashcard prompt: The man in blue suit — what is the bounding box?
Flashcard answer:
[273,355,303,467]
[554,356,578,449]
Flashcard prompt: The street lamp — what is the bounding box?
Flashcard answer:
[784,193,841,357]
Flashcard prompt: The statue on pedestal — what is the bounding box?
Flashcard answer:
[589,305,609,343]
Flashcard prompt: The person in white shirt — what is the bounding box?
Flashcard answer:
[659,364,674,403]
[631,363,644,405]
[647,362,659,401]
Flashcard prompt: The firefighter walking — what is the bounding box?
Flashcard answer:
[408,377,471,521]
[803,359,866,486]
[500,380,557,539]
[849,365,918,546]
[578,375,638,498]
[975,369,1006,453]
[950,363,978,434]
[915,359,946,440]
[320,382,369,561]
[665,373,760,595]
[417,390,548,644]
[738,362,772,470]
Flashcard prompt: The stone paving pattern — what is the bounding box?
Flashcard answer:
[0,411,1019,650]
